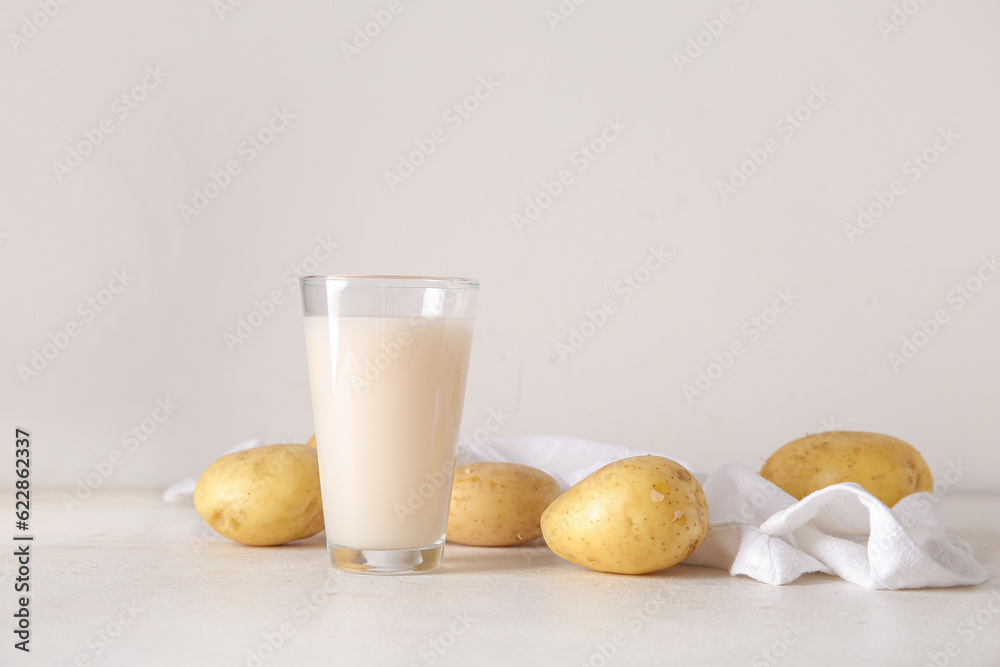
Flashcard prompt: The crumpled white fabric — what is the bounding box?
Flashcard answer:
[166,434,988,589]
[682,464,987,589]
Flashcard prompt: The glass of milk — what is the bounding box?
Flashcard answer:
[300,276,478,574]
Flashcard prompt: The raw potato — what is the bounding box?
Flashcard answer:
[306,434,316,449]
[447,462,562,546]
[194,444,324,546]
[541,456,709,575]
[760,431,933,507]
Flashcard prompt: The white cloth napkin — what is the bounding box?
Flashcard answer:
[683,464,987,589]
[166,434,988,589]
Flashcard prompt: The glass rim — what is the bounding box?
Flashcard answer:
[299,275,479,289]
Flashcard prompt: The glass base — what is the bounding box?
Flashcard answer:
[328,542,444,575]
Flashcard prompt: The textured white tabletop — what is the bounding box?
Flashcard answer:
[7,491,999,666]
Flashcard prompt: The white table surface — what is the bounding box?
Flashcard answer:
[6,491,999,666]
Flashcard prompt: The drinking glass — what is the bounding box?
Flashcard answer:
[300,276,478,574]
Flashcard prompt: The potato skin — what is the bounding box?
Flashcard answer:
[194,444,324,546]
[760,431,933,507]
[447,462,562,546]
[541,456,709,575]
[306,434,316,449]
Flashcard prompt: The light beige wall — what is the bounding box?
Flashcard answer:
[2,0,998,492]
